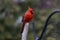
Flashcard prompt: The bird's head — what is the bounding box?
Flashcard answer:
[28,6,33,14]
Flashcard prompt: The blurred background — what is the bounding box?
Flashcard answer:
[0,0,60,40]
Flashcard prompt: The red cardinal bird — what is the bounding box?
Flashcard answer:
[20,7,33,33]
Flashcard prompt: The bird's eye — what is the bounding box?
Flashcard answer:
[30,11,33,14]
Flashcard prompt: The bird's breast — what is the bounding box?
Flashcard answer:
[24,13,33,22]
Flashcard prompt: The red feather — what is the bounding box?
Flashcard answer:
[20,7,33,33]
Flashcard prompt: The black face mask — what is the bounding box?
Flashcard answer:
[30,11,33,14]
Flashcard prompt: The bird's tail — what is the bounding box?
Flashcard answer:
[20,22,26,33]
